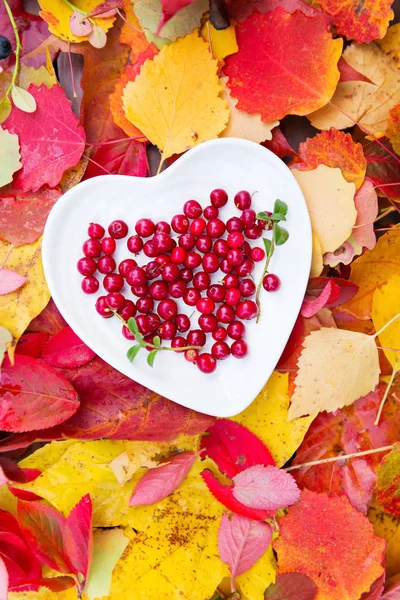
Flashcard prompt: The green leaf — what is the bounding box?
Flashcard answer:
[274,224,289,246]
[263,238,272,255]
[271,212,287,222]
[0,96,12,123]
[127,317,143,343]
[147,349,158,367]
[11,86,37,113]
[274,199,288,217]
[257,211,271,221]
[127,345,141,362]
[152,335,162,349]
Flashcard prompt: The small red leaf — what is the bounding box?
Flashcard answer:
[218,512,272,589]
[0,458,41,500]
[42,326,96,368]
[130,452,196,506]
[305,277,359,308]
[9,469,42,501]
[34,577,76,592]
[301,279,341,318]
[0,270,26,295]
[263,127,297,159]
[15,333,49,359]
[200,420,275,479]
[63,494,93,581]
[232,465,300,511]
[264,572,318,599]
[83,139,148,179]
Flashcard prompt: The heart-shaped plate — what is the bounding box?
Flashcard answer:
[43,139,311,417]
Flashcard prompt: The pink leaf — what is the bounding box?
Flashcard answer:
[0,556,9,600]
[130,452,196,506]
[157,0,196,33]
[42,326,96,368]
[218,512,272,590]
[264,572,318,599]
[301,279,341,318]
[69,11,92,36]
[232,465,300,511]
[88,0,123,17]
[382,579,400,599]
[304,277,359,310]
[200,420,275,479]
[63,494,93,581]
[0,270,26,295]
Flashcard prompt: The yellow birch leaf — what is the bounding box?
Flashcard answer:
[219,76,278,143]
[38,0,115,43]
[372,275,400,367]
[377,23,400,66]
[233,372,314,467]
[292,166,357,254]
[18,65,57,90]
[288,328,380,420]
[19,440,77,472]
[201,22,238,60]
[9,590,77,600]
[122,31,229,161]
[0,238,50,359]
[0,126,22,187]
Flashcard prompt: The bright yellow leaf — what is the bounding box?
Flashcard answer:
[123,31,229,161]
[18,65,57,89]
[377,23,400,66]
[0,238,50,360]
[372,275,400,368]
[233,372,314,467]
[19,440,77,472]
[38,0,115,43]
[201,23,238,60]
[288,328,380,420]
[85,529,130,600]
[368,499,400,578]
[9,590,77,600]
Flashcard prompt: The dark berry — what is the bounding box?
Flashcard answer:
[0,36,13,60]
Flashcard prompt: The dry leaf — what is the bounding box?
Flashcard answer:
[372,275,400,368]
[377,23,400,66]
[200,23,238,60]
[134,0,208,43]
[0,126,22,187]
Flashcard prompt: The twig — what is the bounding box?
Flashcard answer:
[285,445,393,472]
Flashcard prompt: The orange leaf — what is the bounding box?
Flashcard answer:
[119,0,151,61]
[315,0,393,42]
[386,103,400,156]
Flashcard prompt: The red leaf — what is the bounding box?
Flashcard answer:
[218,513,272,588]
[0,557,8,600]
[0,509,41,587]
[15,333,49,359]
[0,457,41,497]
[17,501,71,574]
[264,573,318,599]
[42,327,96,368]
[28,299,68,336]
[382,579,400,599]
[0,355,80,432]
[226,0,323,21]
[83,139,148,179]
[0,270,26,295]
[200,420,275,478]
[8,469,43,501]
[360,574,385,600]
[301,279,341,318]
[338,56,373,83]
[63,494,93,581]
[306,277,358,307]
[364,138,400,201]
[0,187,61,247]
[88,0,123,17]
[33,577,76,592]
[263,127,297,159]
[3,85,86,192]
[276,315,304,368]
[232,465,300,510]
[158,0,196,32]
[130,452,196,506]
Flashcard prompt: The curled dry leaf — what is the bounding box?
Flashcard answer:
[232,464,300,510]
[0,269,26,296]
[0,126,22,188]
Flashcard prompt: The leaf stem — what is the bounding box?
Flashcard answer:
[62,0,89,15]
[372,311,400,340]
[285,445,394,472]
[374,358,400,426]
[2,0,21,98]
[255,237,274,323]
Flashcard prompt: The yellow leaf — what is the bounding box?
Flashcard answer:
[135,0,208,43]
[19,440,77,471]
[377,23,400,66]
[236,546,277,599]
[233,372,314,467]
[309,43,400,134]
[219,76,278,144]
[123,31,229,161]
[0,326,12,365]
[372,275,400,367]
[9,590,77,600]
[288,328,380,420]
[201,22,238,60]
[368,499,400,578]
[0,126,22,187]
[0,238,50,359]
[85,529,130,600]
[292,166,357,254]
[38,0,115,43]
[310,234,324,277]
[18,65,57,89]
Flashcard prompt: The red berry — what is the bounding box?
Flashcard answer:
[83,239,101,258]
[102,237,116,255]
[204,205,219,219]
[108,220,128,239]
[207,284,226,303]
[81,276,99,294]
[223,274,239,289]
[149,280,168,300]
[220,259,234,274]
[197,297,215,314]
[159,320,177,340]
[217,304,236,324]
[213,239,229,257]
[136,296,154,313]
[158,298,178,320]
[196,235,212,253]
[212,341,230,360]
[184,287,201,306]
[144,261,162,280]
[225,287,241,306]
[171,336,187,352]
[251,247,265,262]
[169,280,187,298]
[171,246,186,264]
[180,268,193,282]
[231,339,248,358]
[190,218,206,236]
[135,218,155,238]
[126,266,146,286]
[213,327,227,341]
[119,299,136,320]
[77,257,96,276]
[153,232,173,253]
[227,248,244,266]
[207,218,225,238]
[239,278,256,297]
[236,259,254,277]
[242,241,252,257]
[122,325,135,340]
[162,263,180,282]
[245,225,262,240]
[106,292,125,310]
[227,321,246,340]
[127,235,143,254]
[171,214,189,233]
[103,273,124,292]
[143,240,158,257]
[199,314,218,333]
[96,296,113,317]
[155,254,170,266]
[227,231,244,249]
[193,271,211,291]
[136,314,151,335]
[147,313,161,332]
[226,217,244,233]
[241,209,256,227]
[236,300,258,320]
[185,349,199,363]
[98,255,116,274]
[184,200,202,218]
[234,190,252,210]
[156,221,171,234]
[202,253,219,273]
[263,273,281,291]
[88,223,105,239]
[176,313,191,332]
[179,233,196,251]
[131,283,148,297]
[118,259,137,278]
[187,329,206,347]
[258,212,273,231]
[197,353,217,374]
[185,252,202,269]
[210,188,228,208]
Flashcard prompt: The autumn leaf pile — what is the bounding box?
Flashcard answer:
[2,0,400,598]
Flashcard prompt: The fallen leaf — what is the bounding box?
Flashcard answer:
[315,0,393,42]
[0,270,26,296]
[64,494,93,581]
[41,326,96,368]
[123,32,228,161]
[59,154,90,194]
[377,23,400,66]
[372,275,400,368]
[0,326,12,365]
[364,138,400,201]
[119,0,151,60]
[134,0,208,42]
[375,443,400,518]
[0,126,22,187]
[158,0,197,31]
[11,86,37,113]
[88,23,107,48]
[3,85,86,192]
[200,22,238,60]
[84,139,148,178]
[338,55,374,83]
[232,465,300,510]
[288,328,380,419]
[224,9,342,122]
[301,279,341,318]
[28,299,68,336]
[386,103,400,155]
[15,332,49,359]
[264,572,318,599]
[69,11,93,37]
[368,499,400,579]
[274,490,386,600]
[225,0,323,21]
[263,126,297,159]
[84,528,129,600]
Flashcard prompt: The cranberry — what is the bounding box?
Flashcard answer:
[225,287,241,306]
[236,259,255,277]
[77,257,96,276]
[245,225,262,240]
[143,240,158,257]
[220,259,234,274]
[185,252,202,269]
[83,239,101,258]
[187,329,206,347]
[96,296,113,317]
[145,261,162,280]
[149,281,168,300]
[185,349,199,363]
[108,220,128,239]
[184,200,202,218]
[156,254,170,266]
[223,274,239,289]
[127,235,143,254]
[184,288,200,306]
[210,188,228,208]
[119,259,137,278]
[180,268,193,282]
[242,241,252,257]
[171,336,187,352]
[179,233,196,250]
[136,296,154,313]
[98,256,116,274]
[106,292,125,310]
[144,333,158,349]
[258,212,273,231]
[126,266,146,286]
[147,313,161,332]
[204,205,219,219]
[169,280,187,298]
[102,237,116,255]
[156,221,171,234]
[88,223,105,239]
[103,273,124,292]
[217,304,236,324]
[227,232,245,249]
[236,300,258,320]
[153,233,173,253]
[196,235,212,253]
[199,314,218,333]
[197,297,215,314]
[122,325,135,340]
[131,284,148,297]
[193,271,211,291]
[239,279,256,297]
[81,276,99,294]
[176,313,191,332]
[207,218,225,238]
[190,218,206,236]
[162,263,180,282]
[231,339,248,358]
[136,314,151,335]
[120,299,136,320]
[171,246,186,264]
[171,214,189,233]
[212,341,230,360]
[227,321,246,340]
[213,239,229,257]
[251,247,266,262]
[135,218,156,238]
[197,353,217,373]
[208,284,226,303]
[158,299,178,320]
[234,190,252,210]
[213,327,227,341]
[226,217,244,233]
[263,273,281,291]
[159,320,177,340]
[241,209,256,227]
[227,248,244,266]
[202,253,219,273]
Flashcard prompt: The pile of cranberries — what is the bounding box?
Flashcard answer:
[77,189,281,374]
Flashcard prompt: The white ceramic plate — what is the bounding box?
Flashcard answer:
[43,138,311,417]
